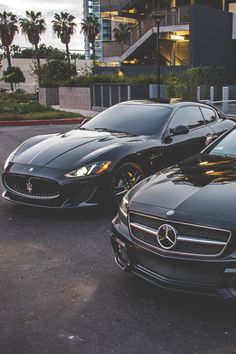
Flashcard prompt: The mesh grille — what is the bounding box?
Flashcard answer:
[4,174,60,200]
[129,212,231,258]
[133,248,223,286]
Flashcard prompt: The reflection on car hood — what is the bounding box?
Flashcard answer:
[12,129,144,169]
[132,154,236,221]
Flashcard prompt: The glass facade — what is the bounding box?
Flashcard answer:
[88,0,113,58]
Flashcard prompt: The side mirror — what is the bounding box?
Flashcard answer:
[173,125,189,136]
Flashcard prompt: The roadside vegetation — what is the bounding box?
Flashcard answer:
[41,66,224,101]
[165,66,225,101]
[0,92,80,121]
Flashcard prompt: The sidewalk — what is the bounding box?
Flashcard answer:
[52,106,99,118]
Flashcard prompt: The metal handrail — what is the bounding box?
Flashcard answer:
[123,6,189,47]
[103,7,190,58]
[101,0,135,11]
[160,44,187,66]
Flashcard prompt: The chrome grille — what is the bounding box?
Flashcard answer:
[129,212,231,258]
[4,174,60,200]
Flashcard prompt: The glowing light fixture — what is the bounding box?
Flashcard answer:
[171,34,185,41]
[117,69,125,78]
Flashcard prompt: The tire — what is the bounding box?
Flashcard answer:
[110,162,145,205]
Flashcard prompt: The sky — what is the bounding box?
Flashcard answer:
[0,0,85,52]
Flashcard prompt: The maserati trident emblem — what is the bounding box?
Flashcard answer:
[157,224,178,250]
[167,210,175,216]
[26,180,33,194]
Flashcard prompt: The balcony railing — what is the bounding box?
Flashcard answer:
[103,6,189,58]
[101,0,135,12]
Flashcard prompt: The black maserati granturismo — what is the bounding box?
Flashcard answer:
[2,100,235,208]
[111,125,236,299]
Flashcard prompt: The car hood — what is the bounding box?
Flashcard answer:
[131,154,236,221]
[12,129,144,169]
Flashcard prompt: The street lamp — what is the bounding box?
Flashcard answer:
[151,13,164,100]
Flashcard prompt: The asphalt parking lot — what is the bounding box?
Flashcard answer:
[1,125,236,354]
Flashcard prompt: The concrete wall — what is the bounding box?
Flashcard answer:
[0,58,44,92]
[39,87,59,106]
[0,58,93,93]
[59,87,91,110]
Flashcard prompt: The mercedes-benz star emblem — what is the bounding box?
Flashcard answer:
[26,180,33,194]
[157,224,178,250]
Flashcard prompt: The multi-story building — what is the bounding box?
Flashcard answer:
[95,0,236,82]
[83,0,113,59]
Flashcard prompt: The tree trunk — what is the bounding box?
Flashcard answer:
[92,41,96,60]
[35,43,41,85]
[6,45,13,91]
[66,43,70,65]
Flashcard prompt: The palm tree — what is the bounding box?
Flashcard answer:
[80,15,100,59]
[113,23,130,43]
[113,23,129,43]
[0,11,18,90]
[113,23,130,53]
[52,12,77,65]
[19,11,46,78]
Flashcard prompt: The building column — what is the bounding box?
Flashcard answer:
[222,0,226,10]
[171,41,176,66]
[171,0,176,7]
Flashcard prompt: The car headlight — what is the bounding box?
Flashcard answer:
[65,161,112,178]
[119,195,129,218]
[4,150,16,171]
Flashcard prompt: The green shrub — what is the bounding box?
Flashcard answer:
[16,101,54,114]
[164,66,225,100]
[61,74,126,87]
[126,74,163,85]
[41,74,164,88]
[40,80,60,88]
[0,91,54,115]
[0,92,37,102]
[3,67,25,90]
[40,60,77,82]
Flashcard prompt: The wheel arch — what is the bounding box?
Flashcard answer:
[112,153,152,177]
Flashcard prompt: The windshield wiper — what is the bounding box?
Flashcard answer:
[93,127,132,135]
[79,127,94,131]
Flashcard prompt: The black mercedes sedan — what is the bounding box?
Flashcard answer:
[2,100,234,208]
[111,126,236,299]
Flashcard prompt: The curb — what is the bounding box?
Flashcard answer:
[0,118,84,127]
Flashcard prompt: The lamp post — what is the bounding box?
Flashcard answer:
[151,13,164,100]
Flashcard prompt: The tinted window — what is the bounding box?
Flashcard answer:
[83,104,171,136]
[209,129,236,157]
[168,107,205,131]
[201,107,217,124]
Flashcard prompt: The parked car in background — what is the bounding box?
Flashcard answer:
[2,100,235,209]
[111,126,236,299]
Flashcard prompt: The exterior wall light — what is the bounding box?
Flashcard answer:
[171,34,185,41]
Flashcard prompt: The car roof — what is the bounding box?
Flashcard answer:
[119,100,216,110]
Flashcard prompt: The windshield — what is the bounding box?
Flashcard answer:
[82,104,171,136]
[209,128,236,157]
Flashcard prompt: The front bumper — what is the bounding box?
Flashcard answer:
[2,168,110,208]
[111,215,236,300]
